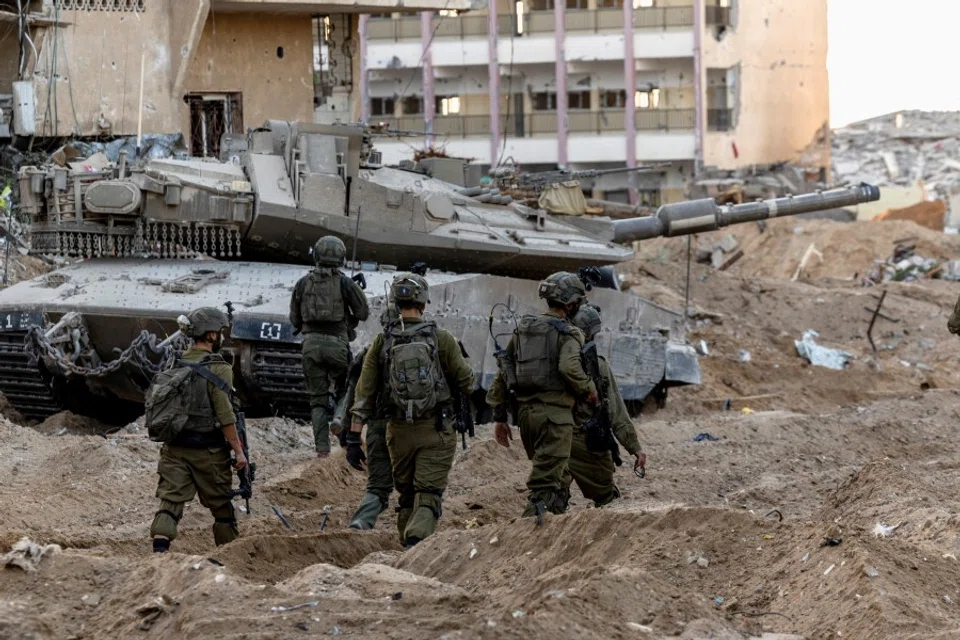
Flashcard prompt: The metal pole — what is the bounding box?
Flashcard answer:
[488,4,501,166]
[684,235,692,322]
[359,14,369,122]
[554,0,567,167]
[421,12,435,148]
[623,0,637,204]
[692,0,704,176]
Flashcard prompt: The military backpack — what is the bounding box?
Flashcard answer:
[145,355,228,443]
[513,314,575,392]
[299,268,347,324]
[384,322,450,421]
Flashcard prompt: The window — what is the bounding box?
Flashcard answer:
[567,0,588,8]
[568,91,591,110]
[402,96,424,115]
[597,0,622,8]
[635,89,661,109]
[185,93,243,158]
[603,90,627,108]
[436,96,461,116]
[532,92,557,111]
[371,97,395,117]
[529,0,553,10]
[59,0,144,10]
[633,0,654,7]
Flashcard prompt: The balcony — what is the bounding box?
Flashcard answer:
[212,0,476,12]
[367,6,693,41]
[373,109,696,139]
[368,14,515,40]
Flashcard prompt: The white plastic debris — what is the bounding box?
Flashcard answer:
[738,349,751,362]
[873,522,902,538]
[469,547,479,560]
[696,340,709,356]
[1,537,61,572]
[795,330,852,370]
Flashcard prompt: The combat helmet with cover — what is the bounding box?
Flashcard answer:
[573,304,602,343]
[145,307,233,443]
[383,273,448,421]
[183,307,230,339]
[312,235,346,267]
[538,271,587,309]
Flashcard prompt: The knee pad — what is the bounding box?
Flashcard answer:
[150,508,182,541]
[414,491,443,520]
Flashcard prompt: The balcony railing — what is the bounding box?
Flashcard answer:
[373,109,695,139]
[367,6,693,41]
[368,14,515,41]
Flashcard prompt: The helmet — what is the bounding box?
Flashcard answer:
[312,236,346,267]
[573,304,602,342]
[538,272,587,307]
[184,307,230,339]
[391,273,429,306]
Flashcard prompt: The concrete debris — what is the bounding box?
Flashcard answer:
[136,595,180,631]
[51,134,188,166]
[832,111,960,227]
[872,522,903,538]
[866,243,943,284]
[1,537,61,572]
[795,330,852,370]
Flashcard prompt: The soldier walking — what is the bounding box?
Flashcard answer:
[289,236,369,457]
[147,307,248,552]
[563,304,646,508]
[350,273,474,547]
[332,306,400,530]
[487,272,597,519]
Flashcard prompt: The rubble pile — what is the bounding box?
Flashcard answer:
[832,110,960,205]
[695,233,743,271]
[864,241,960,284]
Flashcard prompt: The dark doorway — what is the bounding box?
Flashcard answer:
[185,93,244,158]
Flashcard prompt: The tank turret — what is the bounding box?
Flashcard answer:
[0,120,882,424]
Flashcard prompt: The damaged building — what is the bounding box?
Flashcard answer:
[362,0,830,205]
[0,0,478,155]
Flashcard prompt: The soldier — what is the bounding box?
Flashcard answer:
[562,304,646,508]
[334,306,399,530]
[289,236,370,458]
[350,273,474,547]
[149,307,248,552]
[487,272,597,519]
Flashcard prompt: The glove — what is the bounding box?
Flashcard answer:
[345,431,366,471]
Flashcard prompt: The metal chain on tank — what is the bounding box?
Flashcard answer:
[24,327,187,378]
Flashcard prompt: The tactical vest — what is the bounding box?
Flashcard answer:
[300,268,346,324]
[382,321,451,421]
[513,314,571,392]
[145,354,227,443]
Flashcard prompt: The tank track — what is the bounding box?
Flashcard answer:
[248,342,311,421]
[0,331,62,421]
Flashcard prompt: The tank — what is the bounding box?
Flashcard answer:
[0,121,881,422]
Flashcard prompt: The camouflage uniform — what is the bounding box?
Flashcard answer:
[352,275,474,546]
[563,304,642,507]
[150,308,240,548]
[289,237,369,454]
[486,272,596,518]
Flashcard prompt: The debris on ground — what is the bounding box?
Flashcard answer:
[795,330,853,370]
[696,234,745,271]
[1,537,61,572]
[136,595,180,631]
[865,243,942,284]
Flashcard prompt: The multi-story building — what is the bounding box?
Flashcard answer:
[363,0,828,203]
[0,0,476,155]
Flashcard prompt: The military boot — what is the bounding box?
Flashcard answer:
[311,406,331,456]
[403,492,442,545]
[349,493,388,530]
[396,506,414,545]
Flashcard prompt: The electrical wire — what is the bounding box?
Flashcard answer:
[498,10,517,167]
[395,1,453,110]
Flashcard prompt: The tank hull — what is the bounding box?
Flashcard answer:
[0,259,697,421]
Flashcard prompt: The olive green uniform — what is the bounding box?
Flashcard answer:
[150,347,239,546]
[563,357,642,507]
[352,318,474,544]
[290,268,369,453]
[949,294,960,335]
[486,310,596,516]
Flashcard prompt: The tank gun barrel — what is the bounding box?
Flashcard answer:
[612,183,881,244]
[566,163,669,180]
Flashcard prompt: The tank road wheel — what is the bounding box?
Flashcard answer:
[626,381,668,418]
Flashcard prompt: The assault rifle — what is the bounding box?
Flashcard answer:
[580,342,623,467]
[451,340,476,450]
[488,307,520,424]
[230,412,257,514]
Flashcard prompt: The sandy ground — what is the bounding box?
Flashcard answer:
[3,218,960,638]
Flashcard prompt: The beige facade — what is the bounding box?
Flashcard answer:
[701,0,829,169]
[2,0,476,148]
